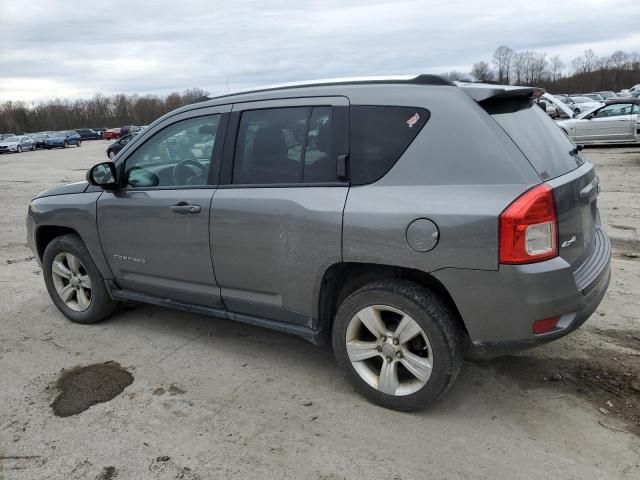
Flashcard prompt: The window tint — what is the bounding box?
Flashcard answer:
[233,106,335,184]
[124,114,220,188]
[489,100,578,181]
[349,106,429,185]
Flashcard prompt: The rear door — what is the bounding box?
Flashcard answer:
[211,97,349,327]
[489,101,599,270]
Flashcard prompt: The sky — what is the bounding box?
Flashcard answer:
[1,0,639,102]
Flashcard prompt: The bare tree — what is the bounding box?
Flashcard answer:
[440,70,468,82]
[549,55,564,82]
[470,61,494,82]
[492,45,515,84]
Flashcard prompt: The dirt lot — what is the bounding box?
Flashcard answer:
[1,141,639,480]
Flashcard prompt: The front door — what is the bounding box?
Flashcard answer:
[211,97,349,327]
[97,108,229,308]
[576,103,636,142]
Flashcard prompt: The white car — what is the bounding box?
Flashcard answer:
[562,96,604,115]
[0,135,36,154]
[556,100,640,145]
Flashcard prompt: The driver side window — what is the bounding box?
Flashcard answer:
[124,114,220,188]
[595,103,633,118]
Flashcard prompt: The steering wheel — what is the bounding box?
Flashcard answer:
[172,159,207,185]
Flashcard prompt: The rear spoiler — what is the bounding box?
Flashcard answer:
[455,82,544,103]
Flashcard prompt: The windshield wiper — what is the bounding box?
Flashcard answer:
[569,144,584,156]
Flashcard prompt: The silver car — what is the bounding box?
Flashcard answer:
[563,96,603,114]
[0,134,36,153]
[26,76,611,411]
[556,99,640,144]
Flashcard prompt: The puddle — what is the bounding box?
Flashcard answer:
[476,349,640,435]
[51,362,134,417]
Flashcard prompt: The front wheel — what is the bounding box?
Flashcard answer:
[332,280,463,411]
[31,144,36,151]
[77,140,82,147]
[63,141,68,148]
[42,234,118,324]
[17,145,22,153]
[108,151,116,159]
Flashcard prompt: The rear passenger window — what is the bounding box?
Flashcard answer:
[349,106,429,185]
[233,106,335,184]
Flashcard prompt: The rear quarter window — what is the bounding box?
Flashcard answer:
[349,106,430,185]
[487,100,579,180]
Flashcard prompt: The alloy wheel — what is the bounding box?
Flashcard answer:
[345,305,433,396]
[51,252,92,312]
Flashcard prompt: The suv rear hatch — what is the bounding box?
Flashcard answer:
[467,85,600,273]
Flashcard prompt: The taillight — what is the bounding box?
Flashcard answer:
[499,184,558,264]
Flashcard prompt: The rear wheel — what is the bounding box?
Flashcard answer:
[42,234,118,324]
[332,280,463,411]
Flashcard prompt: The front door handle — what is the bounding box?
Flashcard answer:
[170,203,201,214]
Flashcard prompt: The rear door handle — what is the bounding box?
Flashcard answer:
[170,203,201,214]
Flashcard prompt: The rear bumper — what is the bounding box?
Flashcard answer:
[433,226,611,358]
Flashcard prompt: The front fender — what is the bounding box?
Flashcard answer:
[28,192,113,280]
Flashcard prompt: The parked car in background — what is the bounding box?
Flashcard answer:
[44,131,82,149]
[93,128,107,138]
[102,128,121,140]
[629,84,640,94]
[31,132,52,148]
[581,93,605,102]
[540,93,574,119]
[556,99,640,144]
[106,132,138,159]
[75,128,100,140]
[28,76,612,411]
[562,96,603,114]
[594,91,617,100]
[0,134,35,153]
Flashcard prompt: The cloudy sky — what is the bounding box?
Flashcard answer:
[1,0,639,101]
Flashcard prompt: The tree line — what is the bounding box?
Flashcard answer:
[0,88,209,134]
[443,47,640,93]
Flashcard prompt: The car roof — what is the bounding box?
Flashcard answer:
[604,98,640,105]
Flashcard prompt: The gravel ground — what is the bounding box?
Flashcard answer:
[0,141,639,480]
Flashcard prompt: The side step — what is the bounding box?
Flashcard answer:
[109,287,326,345]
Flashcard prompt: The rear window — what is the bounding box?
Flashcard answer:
[487,100,579,180]
[349,106,429,185]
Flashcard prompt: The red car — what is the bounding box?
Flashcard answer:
[102,128,121,140]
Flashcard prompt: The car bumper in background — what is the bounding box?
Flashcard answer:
[433,225,612,358]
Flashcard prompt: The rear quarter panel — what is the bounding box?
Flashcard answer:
[343,87,541,272]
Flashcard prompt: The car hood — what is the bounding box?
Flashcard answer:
[34,180,89,199]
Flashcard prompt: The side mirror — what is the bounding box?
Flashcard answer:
[87,162,118,189]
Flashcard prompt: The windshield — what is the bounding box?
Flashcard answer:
[51,132,66,138]
[3,136,19,142]
[577,105,603,119]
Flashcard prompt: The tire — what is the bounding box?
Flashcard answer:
[31,144,36,151]
[108,151,116,159]
[574,108,580,115]
[63,141,68,148]
[42,234,118,324]
[17,146,22,153]
[77,140,82,147]
[332,280,463,411]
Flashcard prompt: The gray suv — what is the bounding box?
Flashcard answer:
[27,75,611,410]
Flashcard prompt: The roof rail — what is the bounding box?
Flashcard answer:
[207,74,453,100]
